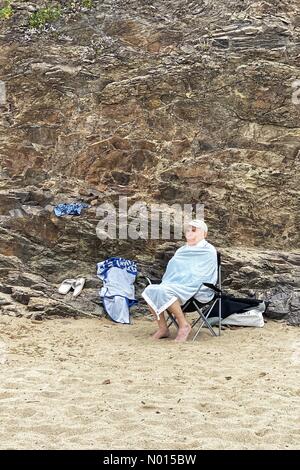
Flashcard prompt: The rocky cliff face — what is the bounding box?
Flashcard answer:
[0,1,299,323]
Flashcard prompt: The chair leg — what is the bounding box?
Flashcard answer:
[200,313,218,337]
[218,296,222,336]
[192,323,203,342]
[167,312,178,328]
[191,316,201,328]
[191,300,218,340]
[218,267,222,336]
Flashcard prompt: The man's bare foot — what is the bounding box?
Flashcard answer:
[174,324,191,342]
[152,328,170,340]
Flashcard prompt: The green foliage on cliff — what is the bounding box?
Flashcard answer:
[27,1,94,29]
[68,1,94,10]
[80,0,94,7]
[29,5,62,29]
[0,0,13,20]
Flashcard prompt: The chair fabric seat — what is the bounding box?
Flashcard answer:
[182,297,212,312]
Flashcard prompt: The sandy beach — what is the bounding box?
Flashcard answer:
[0,315,299,450]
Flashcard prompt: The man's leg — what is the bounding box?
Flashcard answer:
[167,300,191,342]
[148,305,170,339]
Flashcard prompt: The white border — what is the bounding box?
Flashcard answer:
[142,291,178,318]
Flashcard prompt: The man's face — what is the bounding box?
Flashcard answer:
[184,225,205,244]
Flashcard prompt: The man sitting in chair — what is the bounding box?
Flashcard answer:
[142,220,218,342]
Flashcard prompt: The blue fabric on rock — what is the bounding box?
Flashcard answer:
[142,239,217,317]
[54,203,89,217]
[97,257,138,324]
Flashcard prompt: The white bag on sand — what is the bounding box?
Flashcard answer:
[208,301,266,328]
[220,309,264,327]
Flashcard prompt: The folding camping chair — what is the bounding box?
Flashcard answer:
[145,252,222,341]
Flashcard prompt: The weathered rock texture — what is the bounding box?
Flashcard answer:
[0,1,299,323]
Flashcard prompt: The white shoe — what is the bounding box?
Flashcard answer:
[73,278,85,297]
[58,279,76,295]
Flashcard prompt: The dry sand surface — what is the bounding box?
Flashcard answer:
[0,315,299,450]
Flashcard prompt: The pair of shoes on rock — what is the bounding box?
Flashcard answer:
[58,278,85,297]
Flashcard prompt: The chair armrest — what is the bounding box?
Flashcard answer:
[203,283,221,293]
[138,275,161,285]
[148,279,161,285]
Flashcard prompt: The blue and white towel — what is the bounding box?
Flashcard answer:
[54,202,89,217]
[142,239,217,317]
[96,257,138,324]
